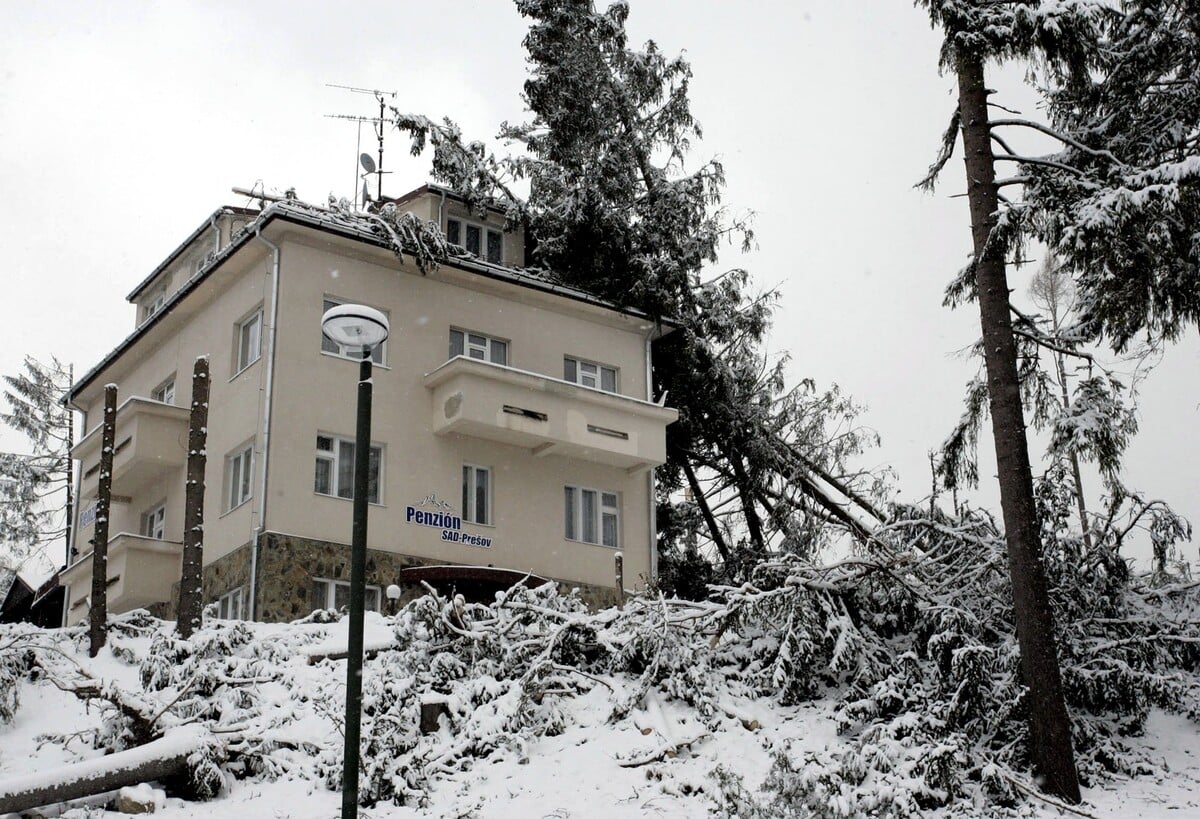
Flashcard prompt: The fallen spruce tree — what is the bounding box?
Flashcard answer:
[0,502,1196,816]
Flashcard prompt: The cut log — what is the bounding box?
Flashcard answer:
[0,725,209,815]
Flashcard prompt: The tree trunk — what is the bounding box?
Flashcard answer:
[89,385,117,658]
[956,52,1081,803]
[0,727,206,815]
[177,357,210,639]
[64,363,75,564]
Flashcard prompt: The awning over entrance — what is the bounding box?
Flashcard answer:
[397,564,551,603]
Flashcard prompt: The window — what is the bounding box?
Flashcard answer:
[141,289,167,324]
[236,310,262,373]
[461,464,491,525]
[564,486,620,547]
[446,218,503,264]
[311,578,381,613]
[565,357,617,393]
[226,445,254,511]
[314,435,382,504]
[449,329,508,365]
[151,377,175,405]
[217,587,245,620]
[321,298,384,364]
[140,503,166,539]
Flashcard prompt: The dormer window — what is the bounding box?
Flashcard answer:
[140,288,167,324]
[446,218,502,264]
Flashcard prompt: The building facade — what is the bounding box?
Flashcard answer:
[60,186,677,625]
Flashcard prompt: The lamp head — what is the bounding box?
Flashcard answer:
[321,304,389,349]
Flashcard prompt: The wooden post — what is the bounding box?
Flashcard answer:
[88,384,116,658]
[614,551,625,609]
[176,357,209,639]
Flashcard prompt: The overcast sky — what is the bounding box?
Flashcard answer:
[2,1,1195,571]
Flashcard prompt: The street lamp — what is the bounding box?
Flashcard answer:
[322,304,389,819]
[386,583,402,616]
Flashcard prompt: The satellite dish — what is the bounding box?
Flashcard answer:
[360,153,377,174]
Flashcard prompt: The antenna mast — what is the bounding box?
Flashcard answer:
[325,84,397,208]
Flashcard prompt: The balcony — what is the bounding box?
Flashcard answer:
[424,357,678,473]
[73,397,189,499]
[60,533,182,624]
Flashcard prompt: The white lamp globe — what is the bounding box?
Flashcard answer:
[321,304,389,349]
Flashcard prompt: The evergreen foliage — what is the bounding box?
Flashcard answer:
[0,356,73,573]
[389,0,886,583]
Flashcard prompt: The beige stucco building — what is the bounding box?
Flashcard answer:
[59,185,677,625]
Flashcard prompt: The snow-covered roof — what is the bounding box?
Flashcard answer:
[68,195,675,405]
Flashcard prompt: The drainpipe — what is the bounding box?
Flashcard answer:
[210,215,221,255]
[438,188,446,227]
[249,227,281,621]
[644,329,658,582]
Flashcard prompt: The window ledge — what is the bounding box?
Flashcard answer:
[220,497,254,519]
[313,491,386,508]
[319,350,390,370]
[228,358,260,383]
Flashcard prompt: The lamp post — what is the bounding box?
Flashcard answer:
[386,583,402,616]
[321,304,389,819]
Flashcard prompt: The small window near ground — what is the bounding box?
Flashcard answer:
[140,503,166,539]
[217,587,245,620]
[449,329,508,365]
[314,435,382,504]
[226,444,253,511]
[311,578,381,613]
[461,464,491,525]
[321,298,385,364]
[236,310,262,374]
[564,357,617,393]
[565,485,619,547]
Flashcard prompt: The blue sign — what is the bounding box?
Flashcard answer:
[405,494,493,549]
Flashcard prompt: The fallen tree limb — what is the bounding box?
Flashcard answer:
[0,724,210,815]
[617,732,710,768]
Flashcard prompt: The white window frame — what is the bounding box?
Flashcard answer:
[564,485,620,548]
[141,288,167,324]
[226,444,254,511]
[446,217,503,264]
[217,587,245,620]
[151,377,176,405]
[565,356,617,393]
[314,434,383,504]
[140,502,166,540]
[449,328,508,365]
[461,464,492,526]
[235,309,263,375]
[311,578,381,613]
[320,297,385,364]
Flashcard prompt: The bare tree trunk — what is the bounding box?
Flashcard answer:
[64,363,74,564]
[88,385,116,658]
[956,52,1080,803]
[0,729,205,815]
[681,458,732,565]
[177,357,210,639]
[1051,350,1093,552]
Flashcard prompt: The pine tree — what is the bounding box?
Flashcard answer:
[912,0,1118,802]
[0,356,73,574]
[392,0,886,583]
[1020,0,1200,352]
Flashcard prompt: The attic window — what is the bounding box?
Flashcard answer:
[447,218,502,264]
[140,288,167,324]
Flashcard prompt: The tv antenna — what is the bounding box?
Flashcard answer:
[325,83,397,209]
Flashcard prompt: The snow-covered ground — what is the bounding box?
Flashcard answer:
[1,610,1197,818]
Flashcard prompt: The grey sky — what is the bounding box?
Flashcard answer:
[1,1,1195,570]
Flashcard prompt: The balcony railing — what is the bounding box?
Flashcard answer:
[73,397,189,499]
[424,357,678,473]
[60,533,182,624]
